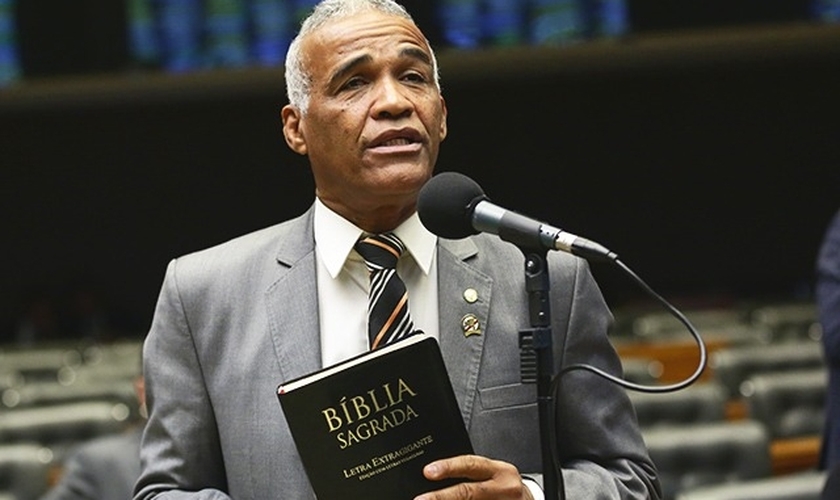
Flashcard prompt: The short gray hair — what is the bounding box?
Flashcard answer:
[285,0,441,115]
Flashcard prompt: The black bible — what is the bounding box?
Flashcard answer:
[276,334,473,499]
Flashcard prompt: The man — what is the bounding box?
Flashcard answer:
[818,209,840,472]
[41,374,145,500]
[134,1,660,498]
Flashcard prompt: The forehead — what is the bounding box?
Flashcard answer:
[302,11,430,77]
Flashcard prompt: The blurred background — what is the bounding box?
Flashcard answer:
[1,0,839,341]
[1,0,839,342]
[1,1,839,498]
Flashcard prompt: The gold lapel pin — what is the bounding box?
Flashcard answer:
[463,288,478,304]
[461,314,481,337]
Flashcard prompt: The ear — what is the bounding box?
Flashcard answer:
[281,105,308,155]
[438,96,448,142]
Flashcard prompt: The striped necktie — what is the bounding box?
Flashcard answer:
[355,233,416,350]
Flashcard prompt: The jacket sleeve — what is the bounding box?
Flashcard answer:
[549,254,661,499]
[133,259,232,500]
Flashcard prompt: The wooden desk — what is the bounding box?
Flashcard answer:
[770,435,822,476]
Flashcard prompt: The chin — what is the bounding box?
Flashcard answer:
[381,165,431,189]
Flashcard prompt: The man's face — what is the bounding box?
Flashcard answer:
[283,10,447,230]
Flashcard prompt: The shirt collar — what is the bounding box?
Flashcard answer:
[314,198,437,279]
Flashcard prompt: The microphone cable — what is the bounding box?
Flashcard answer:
[557,255,708,394]
[546,255,707,500]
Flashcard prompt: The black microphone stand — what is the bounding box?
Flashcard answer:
[518,249,564,500]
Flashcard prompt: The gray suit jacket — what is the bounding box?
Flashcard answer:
[42,427,142,500]
[135,206,660,499]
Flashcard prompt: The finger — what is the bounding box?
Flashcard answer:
[415,470,529,500]
[415,478,484,500]
[423,455,495,482]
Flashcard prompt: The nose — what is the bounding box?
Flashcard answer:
[370,77,412,120]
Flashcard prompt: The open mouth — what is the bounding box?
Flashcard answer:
[379,137,415,147]
[369,128,424,150]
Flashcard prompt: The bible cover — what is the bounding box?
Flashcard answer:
[276,334,473,500]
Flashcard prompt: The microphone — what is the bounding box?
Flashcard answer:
[417,172,617,262]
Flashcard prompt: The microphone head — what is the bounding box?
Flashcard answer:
[417,171,486,239]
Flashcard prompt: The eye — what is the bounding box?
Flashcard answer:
[340,77,368,92]
[401,71,428,84]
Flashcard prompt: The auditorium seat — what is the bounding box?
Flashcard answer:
[675,469,827,500]
[642,420,772,500]
[0,344,83,384]
[0,401,131,459]
[630,307,756,342]
[628,382,727,428]
[749,302,820,343]
[741,368,827,440]
[709,341,825,399]
[1,377,138,416]
[79,339,143,375]
[0,442,54,500]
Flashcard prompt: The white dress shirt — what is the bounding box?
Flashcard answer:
[313,199,439,367]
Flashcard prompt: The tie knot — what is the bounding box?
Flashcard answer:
[355,233,404,270]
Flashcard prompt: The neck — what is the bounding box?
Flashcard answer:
[319,198,416,234]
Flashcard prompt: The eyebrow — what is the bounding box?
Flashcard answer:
[329,54,373,88]
[401,46,432,67]
[327,46,434,88]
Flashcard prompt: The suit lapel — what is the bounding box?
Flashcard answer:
[437,237,492,428]
[266,208,323,384]
[263,211,494,427]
